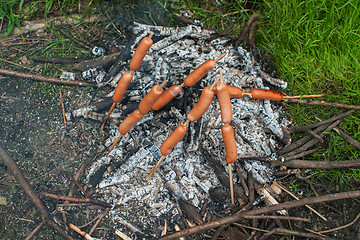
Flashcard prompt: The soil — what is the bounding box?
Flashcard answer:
[1,3,360,240]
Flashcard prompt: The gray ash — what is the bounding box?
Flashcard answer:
[72,22,291,237]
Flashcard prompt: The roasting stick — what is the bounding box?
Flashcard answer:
[100,72,133,129]
[108,80,167,152]
[151,53,227,111]
[216,69,237,205]
[146,77,220,180]
[101,32,154,129]
[214,85,325,101]
[243,88,325,101]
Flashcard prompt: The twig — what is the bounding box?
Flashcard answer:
[333,127,360,150]
[89,208,110,235]
[0,57,33,70]
[238,12,259,42]
[0,146,74,240]
[0,68,96,87]
[290,110,355,133]
[283,148,318,161]
[59,90,67,128]
[115,229,133,240]
[320,212,360,234]
[69,223,100,240]
[158,190,360,239]
[32,56,87,63]
[242,215,311,222]
[260,228,334,240]
[283,119,343,158]
[272,159,360,169]
[272,181,327,221]
[285,98,360,110]
[278,124,328,156]
[316,116,360,150]
[40,192,110,207]
[25,220,46,240]
[59,29,94,50]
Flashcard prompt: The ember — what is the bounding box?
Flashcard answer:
[73,22,291,237]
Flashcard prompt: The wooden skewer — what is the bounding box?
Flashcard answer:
[69,223,100,240]
[210,76,221,90]
[283,94,326,99]
[148,31,154,39]
[158,79,168,90]
[146,155,165,180]
[219,68,224,83]
[229,163,235,205]
[100,102,116,130]
[146,120,190,181]
[214,52,227,63]
[108,134,124,152]
[243,92,325,99]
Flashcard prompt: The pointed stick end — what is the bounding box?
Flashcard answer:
[108,134,123,153]
[214,52,227,63]
[228,163,235,205]
[149,31,154,39]
[146,155,165,181]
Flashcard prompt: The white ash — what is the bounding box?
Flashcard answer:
[60,71,76,81]
[92,46,105,57]
[82,23,292,236]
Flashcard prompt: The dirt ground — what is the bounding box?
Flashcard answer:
[1,5,360,240]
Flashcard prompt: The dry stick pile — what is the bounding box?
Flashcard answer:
[1,18,360,239]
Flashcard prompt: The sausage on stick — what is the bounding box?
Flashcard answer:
[101,71,133,130]
[109,81,166,152]
[244,88,325,101]
[147,77,221,180]
[138,80,167,114]
[222,124,237,205]
[186,77,219,122]
[146,120,189,180]
[216,70,232,124]
[184,52,227,87]
[130,32,154,71]
[217,69,236,205]
[152,84,184,111]
[108,109,144,152]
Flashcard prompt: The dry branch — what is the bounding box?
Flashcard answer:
[0,146,74,240]
[271,159,360,169]
[158,190,360,240]
[290,110,355,133]
[0,68,96,87]
[285,98,360,110]
[40,192,111,208]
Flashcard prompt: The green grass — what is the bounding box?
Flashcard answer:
[257,0,360,187]
[0,0,94,37]
[182,0,360,187]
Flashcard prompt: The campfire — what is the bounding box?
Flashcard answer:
[2,19,359,240]
[70,22,293,237]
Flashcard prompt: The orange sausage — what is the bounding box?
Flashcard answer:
[249,89,283,101]
[184,60,217,87]
[227,85,244,98]
[130,36,153,71]
[216,83,232,124]
[221,124,237,164]
[160,125,187,155]
[213,85,244,98]
[151,85,183,110]
[139,85,164,115]
[187,86,214,121]
[112,72,133,103]
[119,109,144,135]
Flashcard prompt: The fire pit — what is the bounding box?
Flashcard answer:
[71,22,291,238]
